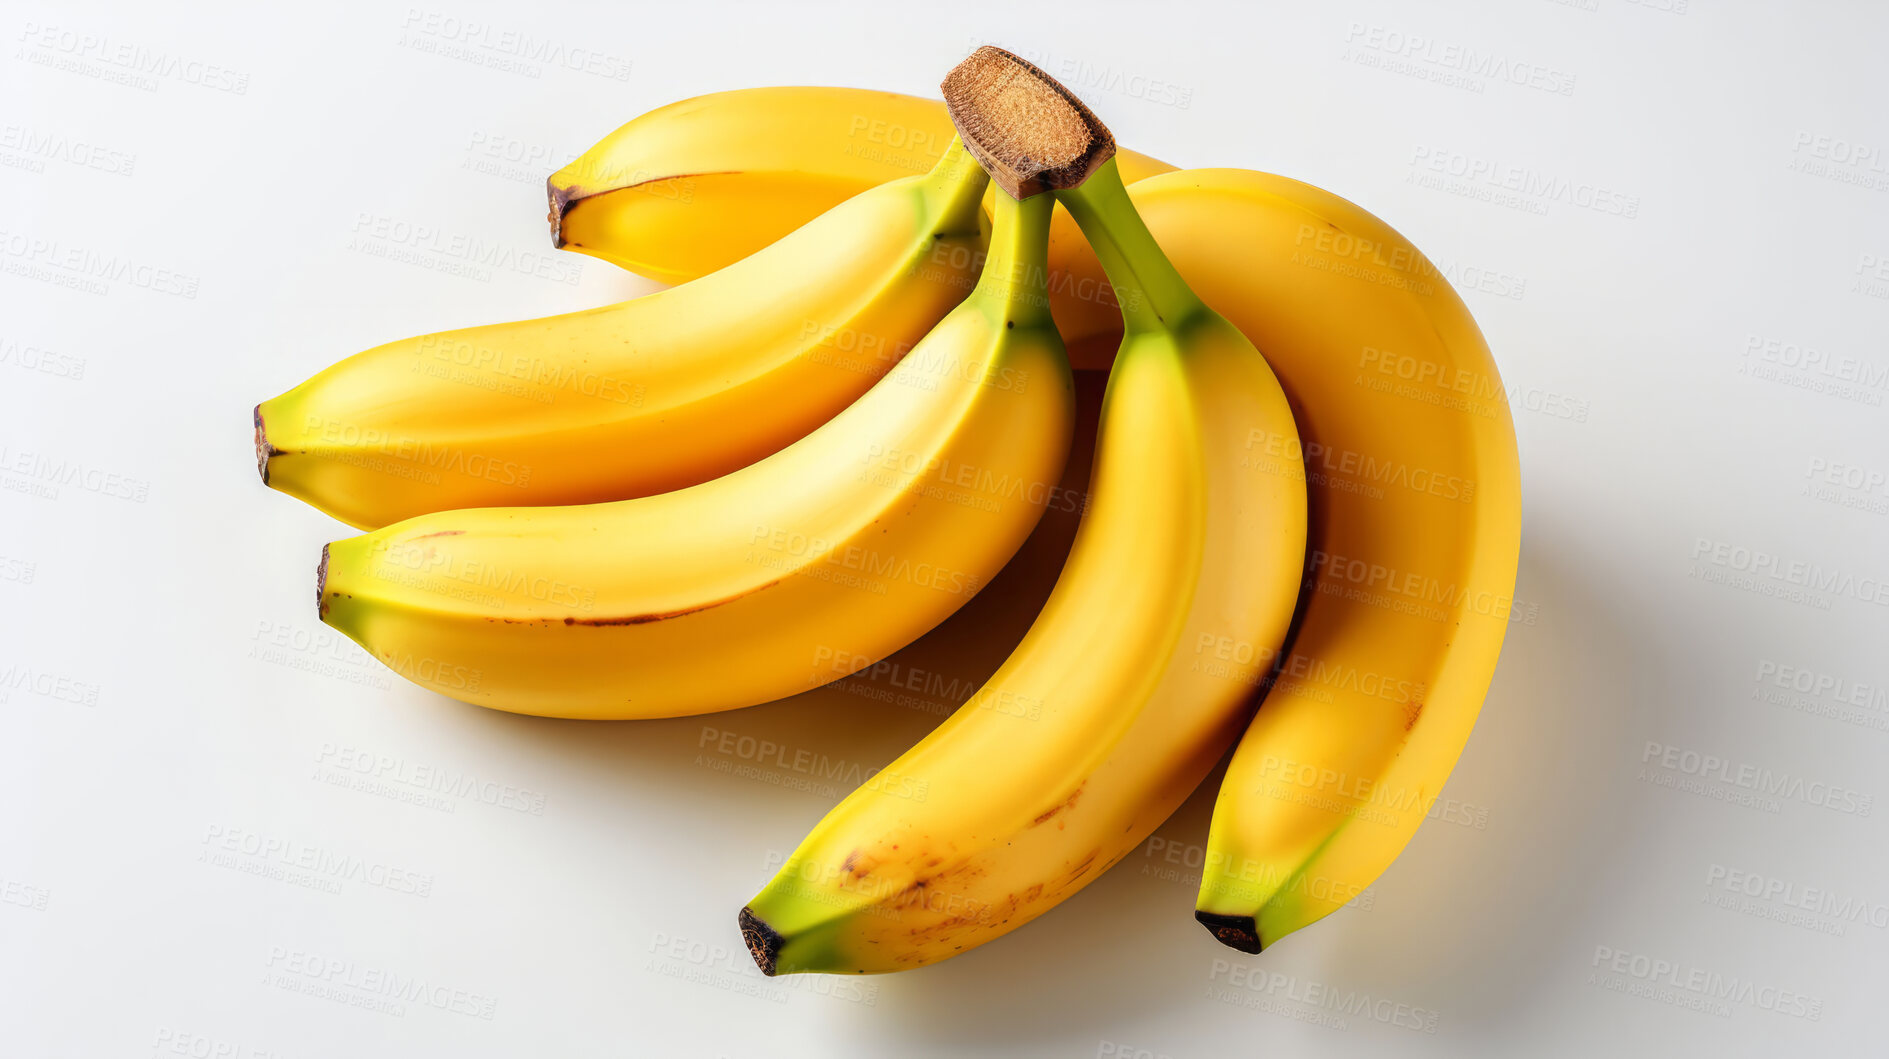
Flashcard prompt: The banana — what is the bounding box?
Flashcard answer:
[258,140,990,530]
[314,186,1073,719]
[560,88,1520,945]
[548,85,1175,365]
[739,52,1306,976]
[1139,170,1523,952]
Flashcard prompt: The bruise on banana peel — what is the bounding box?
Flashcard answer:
[742,841,1109,976]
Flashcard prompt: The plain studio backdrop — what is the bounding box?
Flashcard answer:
[2,0,1885,1055]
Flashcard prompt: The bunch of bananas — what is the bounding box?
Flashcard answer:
[256,47,1520,974]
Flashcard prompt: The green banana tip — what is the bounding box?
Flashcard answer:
[738,906,783,977]
[1195,910,1263,954]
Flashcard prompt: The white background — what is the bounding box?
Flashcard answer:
[4,0,1887,1055]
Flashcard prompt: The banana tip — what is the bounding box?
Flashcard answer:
[316,544,330,620]
[546,180,574,248]
[252,404,274,485]
[738,906,782,977]
[1196,911,1263,954]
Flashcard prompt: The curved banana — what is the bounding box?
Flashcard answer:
[316,189,1073,719]
[548,85,1175,363]
[551,80,1518,956]
[1144,170,1524,952]
[258,140,989,530]
[739,58,1306,976]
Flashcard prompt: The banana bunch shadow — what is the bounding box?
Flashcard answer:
[440,532,1642,1044]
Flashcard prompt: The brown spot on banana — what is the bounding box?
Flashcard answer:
[558,579,781,626]
[1030,781,1085,827]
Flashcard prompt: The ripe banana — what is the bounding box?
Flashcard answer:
[315,187,1074,719]
[740,53,1306,976]
[548,85,1175,365]
[258,139,990,530]
[557,85,1520,943]
[1136,170,1523,952]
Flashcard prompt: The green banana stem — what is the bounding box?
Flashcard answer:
[926,137,994,237]
[1056,157,1207,334]
[972,189,1056,326]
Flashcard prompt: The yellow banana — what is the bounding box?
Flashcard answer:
[1142,169,1523,952]
[740,54,1306,976]
[258,140,989,530]
[315,187,1073,719]
[548,85,1175,364]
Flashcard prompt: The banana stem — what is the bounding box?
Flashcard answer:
[926,137,993,236]
[1057,158,1206,334]
[972,189,1055,326]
